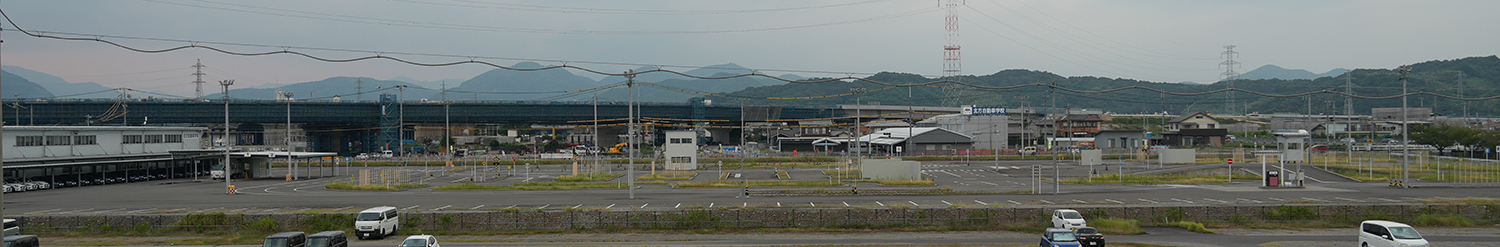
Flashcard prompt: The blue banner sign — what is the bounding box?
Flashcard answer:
[962,106,1006,115]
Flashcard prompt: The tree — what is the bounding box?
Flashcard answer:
[1408,124,1480,154]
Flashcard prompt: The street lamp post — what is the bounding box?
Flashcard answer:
[220,79,234,194]
[1399,65,1411,188]
[851,88,866,167]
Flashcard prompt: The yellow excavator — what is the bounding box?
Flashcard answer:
[607,142,630,154]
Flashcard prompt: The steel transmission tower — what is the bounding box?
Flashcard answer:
[940,0,963,107]
[1219,45,1240,115]
[192,60,206,98]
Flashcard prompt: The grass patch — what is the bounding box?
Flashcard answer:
[1089,218,1144,235]
[1063,173,1260,184]
[1412,215,1474,227]
[638,171,696,180]
[856,179,936,186]
[823,168,861,179]
[324,182,427,191]
[553,172,621,182]
[675,180,846,188]
[1169,221,1214,233]
[434,182,632,190]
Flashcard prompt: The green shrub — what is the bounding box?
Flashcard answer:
[299,213,354,232]
[246,218,279,233]
[1413,215,1473,227]
[1089,218,1144,235]
[178,212,230,233]
[1170,221,1214,233]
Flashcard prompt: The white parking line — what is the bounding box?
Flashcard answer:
[606,204,616,209]
[978,181,998,186]
[640,204,649,209]
[975,200,989,206]
[504,205,516,209]
[401,205,420,210]
[709,203,715,208]
[470,205,485,210]
[1301,197,1329,202]
[1335,197,1365,203]
[1401,197,1425,201]
[1203,198,1229,203]
[1268,197,1287,201]
[1372,197,1403,203]
[776,202,781,207]
[1138,199,1159,204]
[941,200,952,206]
[1008,200,1022,205]
[1072,199,1088,204]
[908,201,919,206]
[743,202,747,207]
[1104,199,1124,204]
[194,207,224,213]
[1039,200,1054,204]
[125,208,158,214]
[810,202,816,207]
[332,206,354,211]
[571,204,583,209]
[1171,198,1195,204]
[876,201,886,207]
[843,202,850,207]
[432,205,452,211]
[91,208,124,214]
[1238,198,1264,203]
[537,204,549,210]
[675,203,681,209]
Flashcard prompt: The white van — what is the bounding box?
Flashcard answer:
[1359,220,1428,247]
[354,206,399,240]
[3,219,18,237]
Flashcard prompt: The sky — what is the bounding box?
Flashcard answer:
[1,0,1497,98]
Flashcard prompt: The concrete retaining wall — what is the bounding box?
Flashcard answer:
[12,204,1492,233]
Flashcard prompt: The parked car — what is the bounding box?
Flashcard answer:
[1040,228,1082,247]
[1073,227,1105,246]
[307,231,347,247]
[1360,220,1427,247]
[398,235,439,247]
[262,231,306,247]
[2,235,38,247]
[1051,209,1088,230]
[1020,147,1038,155]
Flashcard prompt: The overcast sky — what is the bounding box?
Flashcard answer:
[2,0,1496,97]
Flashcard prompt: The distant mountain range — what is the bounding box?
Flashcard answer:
[1232,64,1350,81]
[2,65,115,98]
[1,70,54,99]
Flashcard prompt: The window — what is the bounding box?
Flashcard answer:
[165,134,183,143]
[145,134,164,143]
[15,136,43,147]
[45,135,71,146]
[669,138,693,144]
[671,157,691,163]
[74,135,98,145]
[123,135,144,144]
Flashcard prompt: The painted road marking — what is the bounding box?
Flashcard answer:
[742,202,747,207]
[1008,200,1022,205]
[1104,199,1124,204]
[470,205,485,210]
[776,202,781,207]
[504,205,516,209]
[942,200,952,206]
[979,181,998,186]
[1072,199,1088,204]
[876,201,886,207]
[1401,197,1425,201]
[26,209,61,215]
[125,208,159,214]
[1203,198,1229,203]
[710,203,715,208]
[571,204,583,209]
[675,203,682,209]
[1238,198,1264,203]
[843,202,851,207]
[908,201,919,206]
[640,204,649,209]
[1138,199,1159,204]
[1373,197,1403,203]
[975,200,989,206]
[432,205,452,211]
[1301,197,1329,203]
[401,205,420,210]
[606,204,616,209]
[537,204,549,210]
[1171,198,1195,204]
[91,208,124,214]
[1268,197,1286,202]
[194,207,224,213]
[1336,197,1365,203]
[810,202,816,207]
[332,206,354,211]
[1039,200,1054,204]
[58,208,94,214]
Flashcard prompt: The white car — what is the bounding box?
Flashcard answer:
[1051,209,1087,230]
[1360,220,1427,247]
[398,235,439,247]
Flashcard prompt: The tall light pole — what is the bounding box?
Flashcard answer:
[851,88,866,165]
[626,71,636,199]
[220,79,235,193]
[286,91,294,180]
[1399,65,1411,188]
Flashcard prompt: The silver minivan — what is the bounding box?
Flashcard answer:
[1359,220,1428,247]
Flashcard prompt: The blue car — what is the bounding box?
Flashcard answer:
[1041,228,1082,247]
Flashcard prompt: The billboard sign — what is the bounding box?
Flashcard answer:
[962,106,1006,115]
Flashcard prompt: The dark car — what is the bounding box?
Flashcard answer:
[1074,227,1105,246]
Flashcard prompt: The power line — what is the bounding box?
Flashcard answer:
[395,0,896,15]
[145,0,939,35]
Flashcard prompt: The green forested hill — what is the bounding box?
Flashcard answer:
[715,56,1500,117]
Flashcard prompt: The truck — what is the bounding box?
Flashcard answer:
[607,142,629,154]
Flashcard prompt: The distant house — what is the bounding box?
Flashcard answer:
[1163,112,1228,147]
[1094,130,1146,149]
[855,127,974,155]
[1054,114,1103,137]
[663,130,698,170]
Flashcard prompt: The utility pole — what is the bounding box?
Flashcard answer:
[1050,81,1059,195]
[285,91,294,180]
[1458,73,1467,126]
[443,82,450,162]
[852,88,867,164]
[626,70,636,199]
[220,79,235,194]
[1346,71,1353,142]
[396,85,406,157]
[1399,65,1411,188]
[192,59,207,98]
